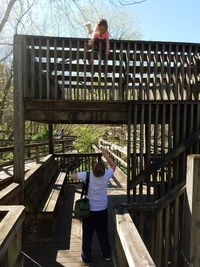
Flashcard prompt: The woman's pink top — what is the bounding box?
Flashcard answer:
[92,31,109,40]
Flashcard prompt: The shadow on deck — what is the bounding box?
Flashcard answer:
[22,168,127,267]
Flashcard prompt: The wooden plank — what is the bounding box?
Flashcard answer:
[42,172,66,212]
[115,207,155,267]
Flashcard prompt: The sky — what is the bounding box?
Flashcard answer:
[128,0,200,43]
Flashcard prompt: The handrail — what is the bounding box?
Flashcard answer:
[114,207,155,267]
[0,139,74,166]
[118,182,186,212]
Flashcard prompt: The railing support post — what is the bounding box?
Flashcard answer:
[182,155,200,266]
[48,123,54,154]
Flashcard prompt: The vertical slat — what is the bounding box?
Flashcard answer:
[187,45,192,100]
[160,44,165,100]
[166,44,172,100]
[145,103,151,200]
[23,38,28,97]
[83,40,87,100]
[155,209,163,267]
[76,40,80,100]
[90,41,95,100]
[54,39,58,99]
[174,103,180,185]
[164,206,170,267]
[69,40,72,100]
[139,103,144,200]
[173,198,179,266]
[46,38,50,98]
[38,38,42,99]
[153,103,159,200]
[189,103,194,154]
[153,44,158,100]
[119,42,123,100]
[132,103,138,201]
[174,44,179,100]
[30,38,35,98]
[124,42,130,100]
[132,43,137,100]
[160,103,166,196]
[167,103,173,191]
[139,43,144,100]
[111,41,116,101]
[104,41,108,101]
[61,40,65,99]
[180,45,185,100]
[98,40,102,100]
[127,102,131,202]
[146,43,151,100]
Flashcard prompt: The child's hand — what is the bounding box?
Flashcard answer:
[88,39,94,46]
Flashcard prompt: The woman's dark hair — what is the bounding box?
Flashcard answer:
[92,161,105,177]
[97,19,108,31]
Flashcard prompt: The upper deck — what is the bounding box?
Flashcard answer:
[14,34,200,102]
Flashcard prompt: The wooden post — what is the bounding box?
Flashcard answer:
[48,123,54,154]
[13,35,25,204]
[182,155,200,266]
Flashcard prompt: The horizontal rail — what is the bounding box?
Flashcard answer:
[114,207,155,267]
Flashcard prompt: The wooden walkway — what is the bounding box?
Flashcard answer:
[22,167,127,267]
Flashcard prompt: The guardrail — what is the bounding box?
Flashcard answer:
[0,139,74,167]
[114,207,155,267]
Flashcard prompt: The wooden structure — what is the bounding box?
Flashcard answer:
[1,34,198,266]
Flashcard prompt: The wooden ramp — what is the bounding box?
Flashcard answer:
[23,167,127,267]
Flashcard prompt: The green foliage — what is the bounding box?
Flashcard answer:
[72,125,106,152]
[31,127,49,141]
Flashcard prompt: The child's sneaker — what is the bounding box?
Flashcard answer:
[104,256,111,261]
[81,252,91,266]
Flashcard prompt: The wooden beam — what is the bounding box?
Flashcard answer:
[13,34,25,203]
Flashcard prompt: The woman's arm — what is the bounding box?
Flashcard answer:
[102,149,116,172]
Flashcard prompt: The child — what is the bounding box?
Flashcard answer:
[88,19,110,56]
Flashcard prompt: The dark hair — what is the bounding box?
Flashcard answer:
[92,161,105,177]
[97,19,108,31]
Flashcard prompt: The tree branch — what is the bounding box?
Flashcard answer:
[119,0,146,5]
[0,0,17,34]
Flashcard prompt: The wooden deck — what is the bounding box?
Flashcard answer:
[22,167,127,267]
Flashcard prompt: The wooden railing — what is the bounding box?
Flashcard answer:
[14,34,200,102]
[114,207,155,267]
[119,182,185,267]
[0,206,25,267]
[54,152,102,182]
[0,139,74,167]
